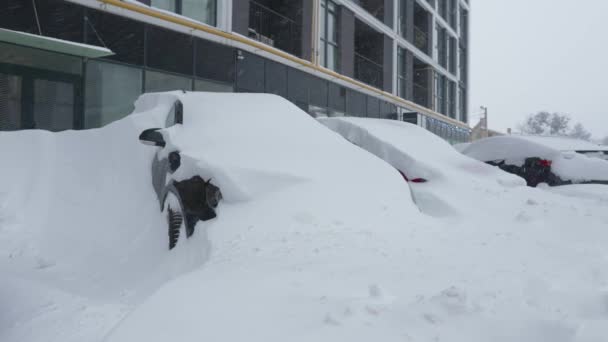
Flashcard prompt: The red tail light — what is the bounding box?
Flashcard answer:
[398,170,427,183]
[539,159,552,167]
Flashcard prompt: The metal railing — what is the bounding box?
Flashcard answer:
[248,1,302,57]
[354,53,383,89]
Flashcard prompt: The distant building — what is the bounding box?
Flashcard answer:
[0,0,470,143]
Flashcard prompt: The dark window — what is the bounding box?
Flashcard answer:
[248,0,303,57]
[0,0,38,34]
[146,25,194,75]
[264,60,287,97]
[196,38,235,83]
[38,0,85,43]
[448,36,457,74]
[353,0,384,22]
[436,24,447,69]
[448,0,457,29]
[85,9,145,66]
[398,0,407,38]
[397,47,407,99]
[0,0,85,43]
[236,51,265,92]
[459,45,467,84]
[438,0,447,20]
[354,19,384,89]
[346,89,366,117]
[328,83,346,112]
[459,85,467,123]
[448,80,456,118]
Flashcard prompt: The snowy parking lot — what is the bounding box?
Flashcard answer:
[1,93,608,342]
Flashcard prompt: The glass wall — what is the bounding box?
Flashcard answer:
[33,79,75,131]
[182,0,216,26]
[145,70,193,93]
[85,60,143,128]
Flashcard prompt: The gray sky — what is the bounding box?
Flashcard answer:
[470,0,608,139]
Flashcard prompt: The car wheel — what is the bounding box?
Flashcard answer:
[163,190,186,250]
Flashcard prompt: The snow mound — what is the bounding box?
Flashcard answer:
[2,92,608,342]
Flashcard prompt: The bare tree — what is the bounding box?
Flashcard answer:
[518,111,570,135]
[518,111,551,134]
[549,114,570,135]
[519,111,594,141]
[568,123,592,141]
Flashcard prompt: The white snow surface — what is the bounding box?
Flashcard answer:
[462,136,608,182]
[515,135,608,152]
[1,92,608,342]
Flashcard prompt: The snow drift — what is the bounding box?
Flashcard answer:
[1,92,608,342]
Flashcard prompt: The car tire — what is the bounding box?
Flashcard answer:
[163,190,186,250]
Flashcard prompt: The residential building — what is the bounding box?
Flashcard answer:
[0,0,471,143]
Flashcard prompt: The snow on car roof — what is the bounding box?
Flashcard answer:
[514,135,608,152]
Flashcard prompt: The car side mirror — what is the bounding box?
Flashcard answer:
[139,128,166,147]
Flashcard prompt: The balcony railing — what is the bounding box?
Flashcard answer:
[248,1,302,57]
[354,53,383,89]
[414,26,429,55]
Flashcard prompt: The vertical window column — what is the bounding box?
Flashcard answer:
[320,0,340,71]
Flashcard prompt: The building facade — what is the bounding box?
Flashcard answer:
[0,0,471,143]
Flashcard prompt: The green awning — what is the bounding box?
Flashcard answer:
[0,28,114,58]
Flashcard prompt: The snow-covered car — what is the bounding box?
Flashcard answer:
[318,117,525,217]
[515,135,608,161]
[461,136,608,187]
[139,99,222,250]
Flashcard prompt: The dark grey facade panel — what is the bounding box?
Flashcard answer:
[232,0,250,36]
[346,89,366,117]
[236,51,265,92]
[366,95,380,118]
[382,35,393,92]
[264,60,288,97]
[383,0,394,28]
[338,6,355,78]
[328,83,346,112]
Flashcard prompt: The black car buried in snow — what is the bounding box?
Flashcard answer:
[139,100,222,250]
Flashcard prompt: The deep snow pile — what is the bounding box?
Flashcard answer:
[1,92,608,342]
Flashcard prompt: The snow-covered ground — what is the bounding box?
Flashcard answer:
[1,92,608,342]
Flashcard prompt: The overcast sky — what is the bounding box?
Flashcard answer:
[470,0,608,139]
